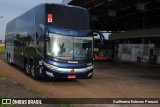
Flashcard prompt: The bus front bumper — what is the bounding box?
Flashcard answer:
[42,62,93,79]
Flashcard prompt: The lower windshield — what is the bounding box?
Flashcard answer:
[47,33,93,61]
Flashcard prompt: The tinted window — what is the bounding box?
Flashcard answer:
[46,4,90,30]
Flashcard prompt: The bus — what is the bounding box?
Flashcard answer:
[5,3,100,80]
[94,39,113,60]
[94,32,113,60]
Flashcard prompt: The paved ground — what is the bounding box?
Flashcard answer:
[0,54,160,107]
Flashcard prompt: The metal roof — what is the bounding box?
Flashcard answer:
[68,0,160,32]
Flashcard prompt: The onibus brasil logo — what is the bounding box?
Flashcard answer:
[1,99,42,105]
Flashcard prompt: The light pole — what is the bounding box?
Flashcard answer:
[0,16,4,43]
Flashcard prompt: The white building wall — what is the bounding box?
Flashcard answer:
[118,44,160,64]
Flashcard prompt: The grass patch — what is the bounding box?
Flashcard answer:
[0,94,8,98]
[0,72,6,78]
[0,104,13,107]
[0,46,5,54]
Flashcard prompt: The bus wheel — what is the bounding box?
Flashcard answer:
[8,53,12,64]
[25,63,30,76]
[31,64,38,80]
[9,57,12,64]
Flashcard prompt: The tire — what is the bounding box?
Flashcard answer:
[7,53,12,64]
[7,53,8,61]
[30,64,38,80]
[25,63,30,76]
[9,56,12,64]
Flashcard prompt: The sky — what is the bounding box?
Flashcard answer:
[0,0,63,40]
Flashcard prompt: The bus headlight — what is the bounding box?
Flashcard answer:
[43,61,59,70]
[86,65,94,70]
[46,71,54,77]
[88,72,92,77]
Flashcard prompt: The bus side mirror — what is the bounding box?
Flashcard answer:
[93,30,105,45]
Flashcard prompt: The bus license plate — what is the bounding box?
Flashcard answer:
[68,75,76,79]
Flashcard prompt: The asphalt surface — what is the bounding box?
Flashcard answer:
[0,54,160,107]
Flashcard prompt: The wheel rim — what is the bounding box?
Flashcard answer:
[31,65,35,78]
[25,64,30,74]
[9,57,12,63]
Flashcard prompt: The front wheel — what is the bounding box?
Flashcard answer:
[30,64,38,80]
[25,63,30,76]
[9,56,12,64]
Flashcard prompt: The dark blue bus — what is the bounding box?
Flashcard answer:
[5,3,95,80]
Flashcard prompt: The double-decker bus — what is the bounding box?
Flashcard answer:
[5,3,98,80]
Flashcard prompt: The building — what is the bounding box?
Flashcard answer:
[0,40,4,44]
[62,0,160,64]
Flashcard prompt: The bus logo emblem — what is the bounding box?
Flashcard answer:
[71,69,74,72]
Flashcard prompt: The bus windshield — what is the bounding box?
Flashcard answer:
[47,33,93,61]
